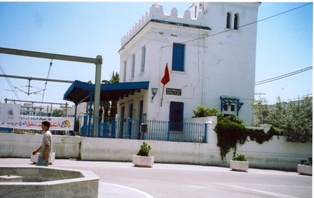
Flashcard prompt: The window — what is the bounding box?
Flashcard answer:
[226,12,231,29]
[223,104,236,116]
[172,43,185,72]
[131,54,135,79]
[169,102,184,131]
[141,46,146,72]
[231,105,235,112]
[123,60,127,82]
[234,13,239,30]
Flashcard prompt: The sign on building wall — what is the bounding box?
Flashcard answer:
[166,88,182,96]
[18,116,74,130]
[0,103,20,125]
[0,103,74,131]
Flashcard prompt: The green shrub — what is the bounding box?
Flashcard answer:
[232,153,247,161]
[215,117,247,162]
[192,106,283,163]
[246,127,282,144]
[193,106,222,118]
[136,142,151,156]
[303,161,312,166]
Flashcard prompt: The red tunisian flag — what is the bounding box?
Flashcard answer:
[161,63,170,85]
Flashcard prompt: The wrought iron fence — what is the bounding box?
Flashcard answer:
[80,116,208,143]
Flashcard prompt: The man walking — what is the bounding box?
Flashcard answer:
[32,121,52,166]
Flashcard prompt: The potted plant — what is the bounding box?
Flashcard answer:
[230,153,249,171]
[297,161,312,175]
[132,141,154,167]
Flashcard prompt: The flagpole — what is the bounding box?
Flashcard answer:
[160,63,169,107]
[160,84,165,107]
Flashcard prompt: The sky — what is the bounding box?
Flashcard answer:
[0,1,312,107]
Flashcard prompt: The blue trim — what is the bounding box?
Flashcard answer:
[172,43,185,71]
[101,81,149,91]
[63,81,149,104]
[127,117,132,139]
[220,96,244,116]
[204,123,208,143]
[82,115,88,137]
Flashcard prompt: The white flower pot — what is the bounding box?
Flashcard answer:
[132,155,154,167]
[230,160,249,171]
[297,164,312,175]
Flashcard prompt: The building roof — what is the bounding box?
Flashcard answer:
[63,80,149,104]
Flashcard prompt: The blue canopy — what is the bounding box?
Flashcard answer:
[63,80,149,104]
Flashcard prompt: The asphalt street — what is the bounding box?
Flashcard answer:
[0,158,312,198]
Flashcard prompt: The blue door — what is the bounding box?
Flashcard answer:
[169,102,184,131]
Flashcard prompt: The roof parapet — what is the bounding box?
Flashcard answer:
[121,3,205,47]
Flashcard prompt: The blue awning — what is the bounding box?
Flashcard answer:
[63,80,149,104]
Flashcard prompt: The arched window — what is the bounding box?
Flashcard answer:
[234,13,239,30]
[226,12,231,29]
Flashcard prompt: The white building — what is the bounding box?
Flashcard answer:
[117,2,260,126]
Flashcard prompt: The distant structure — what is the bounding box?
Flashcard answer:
[118,2,261,125]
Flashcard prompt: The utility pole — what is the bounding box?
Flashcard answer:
[0,47,102,136]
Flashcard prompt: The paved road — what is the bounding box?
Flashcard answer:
[1,158,312,198]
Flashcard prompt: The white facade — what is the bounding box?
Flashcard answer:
[118,2,260,125]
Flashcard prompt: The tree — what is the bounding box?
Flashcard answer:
[101,71,119,119]
[52,109,63,117]
[253,96,312,143]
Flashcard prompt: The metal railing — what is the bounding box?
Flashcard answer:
[80,116,208,143]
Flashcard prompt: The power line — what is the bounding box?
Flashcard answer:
[0,65,20,100]
[255,66,312,86]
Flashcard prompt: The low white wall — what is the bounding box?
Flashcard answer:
[238,136,312,170]
[0,123,312,171]
[0,133,80,159]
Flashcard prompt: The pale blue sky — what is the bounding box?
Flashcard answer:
[0,2,312,105]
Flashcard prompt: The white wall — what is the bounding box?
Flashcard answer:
[0,133,81,159]
[0,118,311,171]
[118,2,261,125]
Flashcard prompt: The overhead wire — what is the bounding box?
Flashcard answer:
[0,65,20,100]
[255,66,312,86]
[40,59,53,107]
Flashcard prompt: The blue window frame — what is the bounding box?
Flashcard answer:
[172,43,185,71]
[169,101,184,131]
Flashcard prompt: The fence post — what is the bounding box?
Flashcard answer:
[167,121,170,141]
[127,117,131,139]
[111,119,116,138]
[204,123,208,143]
[82,115,87,137]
